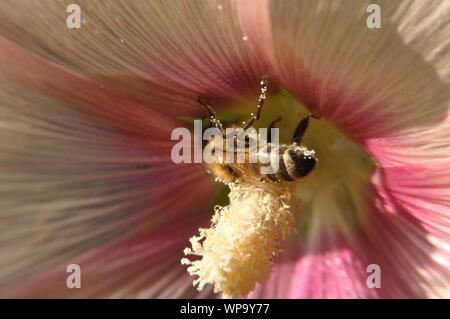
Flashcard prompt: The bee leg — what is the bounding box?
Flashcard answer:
[197,96,225,133]
[292,114,320,145]
[243,79,268,130]
[267,116,282,144]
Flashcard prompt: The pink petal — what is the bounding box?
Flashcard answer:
[238,0,450,298]
[0,36,177,138]
[0,36,219,293]
[248,164,450,298]
[2,217,214,298]
[0,0,266,116]
[248,241,299,298]
[238,0,450,140]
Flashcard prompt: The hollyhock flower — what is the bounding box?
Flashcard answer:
[0,0,449,299]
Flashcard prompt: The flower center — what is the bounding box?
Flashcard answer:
[221,89,376,240]
[182,88,376,298]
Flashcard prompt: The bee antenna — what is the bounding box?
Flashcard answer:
[243,79,268,130]
[197,96,224,133]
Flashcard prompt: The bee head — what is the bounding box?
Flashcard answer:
[283,147,317,178]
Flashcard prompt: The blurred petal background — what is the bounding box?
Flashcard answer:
[0,0,449,298]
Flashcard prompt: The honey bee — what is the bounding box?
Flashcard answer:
[198,80,318,187]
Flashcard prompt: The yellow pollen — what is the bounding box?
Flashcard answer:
[181,182,298,298]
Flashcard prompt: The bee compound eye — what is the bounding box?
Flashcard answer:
[297,155,316,177]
